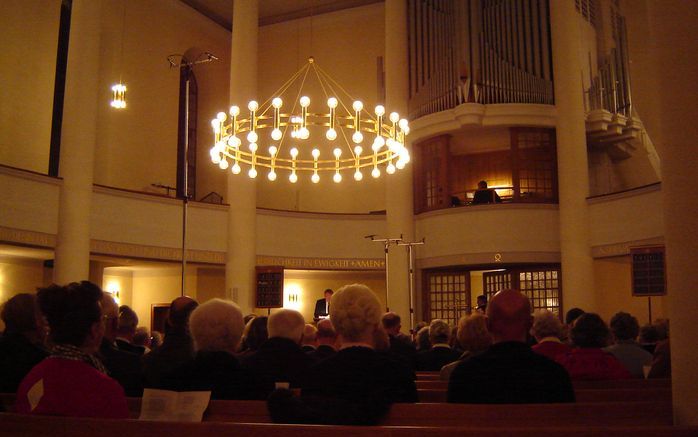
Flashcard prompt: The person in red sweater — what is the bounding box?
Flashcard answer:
[15,281,129,419]
[557,313,631,380]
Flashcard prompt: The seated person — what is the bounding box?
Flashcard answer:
[171,298,251,399]
[269,283,417,425]
[309,319,338,360]
[604,312,653,378]
[243,309,314,399]
[448,289,574,404]
[440,313,492,380]
[15,282,129,418]
[0,293,48,393]
[557,313,631,380]
[530,309,571,361]
[416,319,461,371]
[471,180,502,204]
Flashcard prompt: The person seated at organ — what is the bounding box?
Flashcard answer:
[604,311,653,378]
[556,313,631,380]
[440,313,492,381]
[416,319,462,371]
[448,289,574,404]
[171,298,251,399]
[15,281,129,418]
[243,309,315,399]
[471,180,502,205]
[530,309,572,362]
[269,284,417,425]
[142,296,198,389]
[0,293,48,394]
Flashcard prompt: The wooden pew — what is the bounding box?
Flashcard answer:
[416,379,673,390]
[415,372,440,381]
[417,388,673,403]
[2,413,697,437]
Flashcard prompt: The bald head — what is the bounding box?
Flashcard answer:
[486,289,532,343]
[168,296,198,332]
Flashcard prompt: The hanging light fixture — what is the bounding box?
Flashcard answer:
[110,1,127,109]
[210,57,410,184]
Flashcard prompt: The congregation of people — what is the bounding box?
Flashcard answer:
[0,282,672,425]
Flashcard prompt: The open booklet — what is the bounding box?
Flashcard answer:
[139,388,211,422]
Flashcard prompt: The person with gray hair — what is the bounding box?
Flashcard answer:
[243,308,315,399]
[170,298,251,399]
[269,284,416,425]
[604,311,653,378]
[415,319,461,371]
[309,318,338,360]
[301,324,318,353]
[530,310,571,362]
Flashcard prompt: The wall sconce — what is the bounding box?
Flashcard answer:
[106,281,121,305]
[111,84,127,109]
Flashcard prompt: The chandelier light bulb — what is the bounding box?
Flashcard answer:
[375,105,385,116]
[229,105,240,116]
[290,147,299,158]
[386,163,396,174]
[333,173,342,183]
[311,173,320,183]
[327,97,338,108]
[211,152,221,164]
[300,96,311,108]
[403,125,410,135]
[271,128,282,141]
[248,167,258,178]
[352,131,364,144]
[312,148,320,159]
[218,159,228,170]
[333,148,342,159]
[232,163,241,174]
[396,160,406,170]
[399,118,409,130]
[372,167,380,178]
[247,131,258,143]
[300,127,310,140]
[289,172,298,183]
[268,170,277,181]
[352,100,363,112]
[268,145,278,156]
[211,119,220,129]
[354,145,363,156]
[227,136,241,148]
[272,97,283,108]
[326,128,337,141]
[249,142,258,153]
[372,139,382,152]
[216,112,227,122]
[389,112,400,123]
[248,100,258,112]
[354,170,363,181]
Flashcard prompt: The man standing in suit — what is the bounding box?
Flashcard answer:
[313,289,333,322]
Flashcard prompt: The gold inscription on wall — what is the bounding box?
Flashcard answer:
[256,256,385,270]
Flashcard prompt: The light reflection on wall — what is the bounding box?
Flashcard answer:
[106,280,121,305]
[283,283,303,312]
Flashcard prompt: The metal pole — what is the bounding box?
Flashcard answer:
[181,75,189,297]
[384,243,390,312]
[407,244,415,332]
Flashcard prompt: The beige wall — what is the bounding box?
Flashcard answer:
[130,266,197,330]
[195,267,226,303]
[593,256,667,325]
[0,0,61,173]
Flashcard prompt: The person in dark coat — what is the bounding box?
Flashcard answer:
[313,289,333,322]
[0,293,48,393]
[448,289,574,404]
[242,309,315,399]
[170,298,251,399]
[416,319,461,371]
[142,296,198,389]
[381,311,417,370]
[269,284,417,425]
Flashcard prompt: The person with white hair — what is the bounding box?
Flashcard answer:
[169,298,251,399]
[415,319,462,371]
[243,308,315,399]
[530,309,571,361]
[269,284,416,425]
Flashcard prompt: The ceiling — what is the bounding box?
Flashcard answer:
[180,0,383,29]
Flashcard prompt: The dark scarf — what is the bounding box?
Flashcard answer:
[51,343,108,375]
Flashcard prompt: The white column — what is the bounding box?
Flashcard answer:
[54,0,102,284]
[643,1,698,426]
[384,0,414,323]
[549,0,595,311]
[226,0,258,313]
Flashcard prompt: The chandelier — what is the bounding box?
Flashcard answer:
[209,58,410,183]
